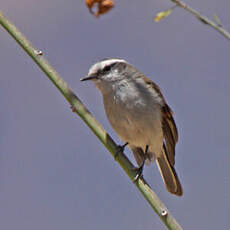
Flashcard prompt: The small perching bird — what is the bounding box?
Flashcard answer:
[81,58,183,196]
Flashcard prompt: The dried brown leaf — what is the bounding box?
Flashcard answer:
[85,0,114,18]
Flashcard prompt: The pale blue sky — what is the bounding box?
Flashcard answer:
[1,0,230,229]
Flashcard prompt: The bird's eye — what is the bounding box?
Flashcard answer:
[103,65,112,72]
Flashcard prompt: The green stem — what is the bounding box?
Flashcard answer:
[171,0,230,40]
[0,11,183,230]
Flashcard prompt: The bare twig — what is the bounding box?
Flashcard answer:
[170,0,230,40]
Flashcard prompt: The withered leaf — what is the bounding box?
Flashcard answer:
[85,0,114,18]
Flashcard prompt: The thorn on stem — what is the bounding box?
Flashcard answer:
[70,105,76,112]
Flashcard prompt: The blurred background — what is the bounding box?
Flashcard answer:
[1,0,230,229]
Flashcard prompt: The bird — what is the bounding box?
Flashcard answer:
[81,58,183,196]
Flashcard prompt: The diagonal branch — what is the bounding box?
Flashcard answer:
[171,0,230,40]
[0,11,183,230]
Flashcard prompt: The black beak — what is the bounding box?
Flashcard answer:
[80,75,97,81]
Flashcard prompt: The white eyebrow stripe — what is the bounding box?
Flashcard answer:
[100,59,127,68]
[88,59,127,76]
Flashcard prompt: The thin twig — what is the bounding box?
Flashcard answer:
[0,11,183,230]
[171,0,230,40]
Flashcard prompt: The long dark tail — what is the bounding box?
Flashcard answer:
[156,149,183,196]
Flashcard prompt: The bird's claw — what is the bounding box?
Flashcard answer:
[114,142,128,160]
[133,145,148,182]
[132,164,144,182]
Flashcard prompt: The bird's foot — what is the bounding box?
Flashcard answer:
[114,142,128,160]
[133,145,149,182]
[132,163,145,182]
